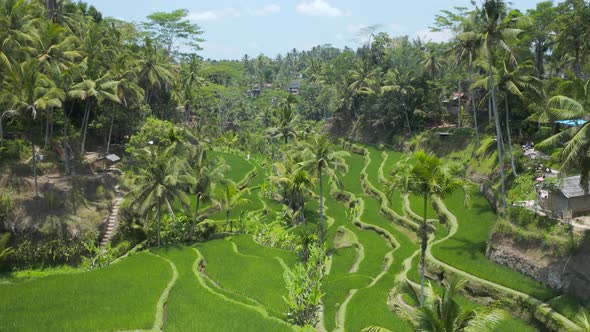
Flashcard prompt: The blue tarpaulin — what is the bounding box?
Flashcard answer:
[556,119,586,126]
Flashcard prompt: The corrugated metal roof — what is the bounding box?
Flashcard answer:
[559,175,590,198]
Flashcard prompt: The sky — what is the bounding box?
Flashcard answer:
[85,0,544,60]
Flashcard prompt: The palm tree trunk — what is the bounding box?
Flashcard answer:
[194,193,201,225]
[489,61,506,215]
[457,81,462,128]
[32,134,39,198]
[44,108,52,150]
[468,56,480,146]
[401,94,412,136]
[157,200,161,246]
[488,98,492,126]
[106,104,116,154]
[505,95,517,177]
[226,209,230,232]
[64,103,72,175]
[190,192,201,239]
[318,165,324,242]
[80,101,91,155]
[420,196,428,306]
[0,116,3,148]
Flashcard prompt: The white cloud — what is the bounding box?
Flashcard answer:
[296,0,351,17]
[415,28,453,43]
[188,8,241,21]
[247,4,281,16]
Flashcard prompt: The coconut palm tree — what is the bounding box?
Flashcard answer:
[220,131,239,153]
[364,277,506,332]
[452,24,483,146]
[538,88,590,193]
[269,157,314,225]
[575,312,590,332]
[68,75,119,155]
[390,151,469,305]
[137,38,175,106]
[466,0,530,214]
[270,95,299,146]
[473,59,542,177]
[107,53,144,154]
[126,143,193,246]
[300,134,349,241]
[381,68,416,136]
[185,146,228,229]
[214,182,250,233]
[0,59,64,198]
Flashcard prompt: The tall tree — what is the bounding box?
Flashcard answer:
[126,144,193,246]
[551,0,590,78]
[389,151,468,305]
[539,89,590,193]
[68,75,119,155]
[468,0,529,214]
[214,182,250,233]
[142,9,204,55]
[0,59,64,197]
[185,146,228,228]
[526,1,556,79]
[300,134,349,242]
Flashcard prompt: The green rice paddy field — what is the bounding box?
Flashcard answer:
[0,146,580,331]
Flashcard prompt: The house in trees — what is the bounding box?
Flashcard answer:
[288,81,301,95]
[540,175,590,220]
[445,92,470,117]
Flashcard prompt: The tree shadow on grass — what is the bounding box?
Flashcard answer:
[435,236,487,260]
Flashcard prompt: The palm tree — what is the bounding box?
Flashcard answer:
[422,49,444,80]
[104,44,144,155]
[381,68,416,136]
[126,144,193,246]
[68,75,119,155]
[220,131,239,153]
[473,60,542,177]
[390,151,469,305]
[136,38,175,106]
[364,277,506,332]
[538,90,590,193]
[0,59,64,198]
[185,146,228,230]
[575,312,590,332]
[467,0,530,213]
[214,182,250,233]
[269,158,314,225]
[172,55,204,124]
[271,95,299,146]
[300,134,349,241]
[453,27,483,146]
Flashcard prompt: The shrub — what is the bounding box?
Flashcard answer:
[283,244,326,327]
[0,192,15,230]
[0,139,30,160]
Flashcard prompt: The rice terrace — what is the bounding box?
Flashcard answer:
[1,0,590,331]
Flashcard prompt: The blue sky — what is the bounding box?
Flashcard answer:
[86,0,544,60]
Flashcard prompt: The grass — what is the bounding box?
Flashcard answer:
[196,237,294,318]
[345,195,417,332]
[210,151,253,183]
[432,188,557,300]
[0,252,171,331]
[154,245,292,331]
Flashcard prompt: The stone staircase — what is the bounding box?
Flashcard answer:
[100,185,123,247]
